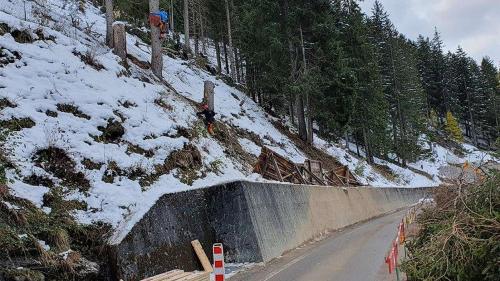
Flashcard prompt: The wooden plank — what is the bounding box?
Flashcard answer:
[181,272,210,281]
[302,167,326,185]
[271,154,284,181]
[163,272,192,281]
[294,164,307,184]
[191,240,213,273]
[141,270,184,281]
[329,170,345,185]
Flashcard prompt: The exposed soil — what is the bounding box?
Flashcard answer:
[0,23,10,35]
[11,29,33,43]
[126,53,150,70]
[33,147,90,191]
[270,120,344,171]
[140,143,203,187]
[213,122,258,170]
[56,103,91,120]
[81,158,103,170]
[126,143,154,158]
[0,98,16,110]
[0,47,22,67]
[23,174,55,188]
[72,49,105,71]
[0,117,35,131]
[45,109,58,118]
[96,119,125,143]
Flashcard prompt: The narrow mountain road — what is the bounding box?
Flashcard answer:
[230,209,406,281]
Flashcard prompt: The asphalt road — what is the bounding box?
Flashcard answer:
[230,209,406,281]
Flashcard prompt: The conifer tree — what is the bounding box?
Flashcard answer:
[480,57,500,146]
[445,111,463,142]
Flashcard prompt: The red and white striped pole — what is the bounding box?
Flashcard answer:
[213,243,225,281]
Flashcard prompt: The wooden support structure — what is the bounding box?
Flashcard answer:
[254,147,360,187]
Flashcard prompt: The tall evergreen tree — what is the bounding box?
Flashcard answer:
[480,57,500,146]
[343,0,390,163]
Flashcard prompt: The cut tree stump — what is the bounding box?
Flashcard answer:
[112,22,127,59]
[203,81,215,111]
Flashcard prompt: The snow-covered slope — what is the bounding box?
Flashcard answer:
[0,0,496,243]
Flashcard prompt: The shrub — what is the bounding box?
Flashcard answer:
[402,173,500,280]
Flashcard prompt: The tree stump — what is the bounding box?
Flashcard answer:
[203,81,215,111]
[112,22,127,59]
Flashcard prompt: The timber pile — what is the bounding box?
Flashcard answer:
[140,270,209,281]
[254,147,360,186]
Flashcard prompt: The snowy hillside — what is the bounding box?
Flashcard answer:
[0,0,496,244]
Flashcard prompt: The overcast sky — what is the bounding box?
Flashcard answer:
[359,0,500,65]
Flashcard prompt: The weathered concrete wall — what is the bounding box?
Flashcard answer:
[111,181,428,281]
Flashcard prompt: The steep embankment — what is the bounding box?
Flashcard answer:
[0,1,497,279]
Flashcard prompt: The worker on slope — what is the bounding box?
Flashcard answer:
[197,104,216,135]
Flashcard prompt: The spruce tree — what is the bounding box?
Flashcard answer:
[480,57,500,147]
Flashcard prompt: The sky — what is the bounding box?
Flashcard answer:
[359,0,500,65]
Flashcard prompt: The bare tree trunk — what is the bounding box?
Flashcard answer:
[149,0,163,78]
[300,25,313,144]
[215,39,222,74]
[466,90,478,146]
[296,94,307,142]
[200,2,206,55]
[306,94,313,144]
[362,126,373,164]
[193,1,199,56]
[223,39,229,75]
[224,0,236,80]
[234,48,240,83]
[105,0,114,48]
[170,0,175,33]
[355,135,361,157]
[183,0,191,53]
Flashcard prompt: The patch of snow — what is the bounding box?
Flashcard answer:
[59,249,73,260]
[238,138,261,157]
[3,201,21,210]
[209,263,260,280]
[37,239,50,251]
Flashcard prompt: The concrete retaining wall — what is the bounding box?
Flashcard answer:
[111,181,428,280]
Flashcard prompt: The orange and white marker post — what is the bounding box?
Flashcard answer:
[213,243,225,281]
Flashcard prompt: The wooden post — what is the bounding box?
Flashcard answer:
[203,81,215,111]
[112,22,127,59]
[191,240,214,273]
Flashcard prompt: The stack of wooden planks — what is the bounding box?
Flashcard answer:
[254,147,361,186]
[140,270,210,281]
